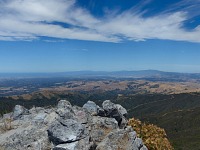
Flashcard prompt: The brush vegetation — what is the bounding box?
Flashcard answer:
[128,118,173,150]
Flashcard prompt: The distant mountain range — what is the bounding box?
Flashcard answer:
[0,70,200,80]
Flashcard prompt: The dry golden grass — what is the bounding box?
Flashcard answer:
[9,80,200,101]
[0,118,13,133]
[0,146,5,150]
[128,118,174,150]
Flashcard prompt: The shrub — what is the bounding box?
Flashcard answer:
[128,118,173,150]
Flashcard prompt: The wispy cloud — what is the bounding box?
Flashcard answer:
[0,0,200,43]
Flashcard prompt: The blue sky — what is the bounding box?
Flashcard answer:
[0,0,200,73]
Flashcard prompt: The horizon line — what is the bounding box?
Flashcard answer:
[0,69,199,74]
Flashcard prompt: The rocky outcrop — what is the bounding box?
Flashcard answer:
[12,105,29,120]
[96,127,147,150]
[83,101,98,115]
[0,100,147,150]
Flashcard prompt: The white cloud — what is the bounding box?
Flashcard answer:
[0,0,200,43]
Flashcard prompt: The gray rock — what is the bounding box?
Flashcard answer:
[120,117,128,129]
[74,136,92,150]
[12,105,29,120]
[97,106,106,117]
[29,106,45,114]
[107,108,122,125]
[102,100,128,117]
[83,101,98,115]
[48,119,87,145]
[102,100,128,128]
[140,145,148,150]
[90,116,118,144]
[32,113,47,124]
[130,138,144,150]
[72,105,93,124]
[102,100,116,112]
[56,100,75,119]
[115,104,128,116]
[44,111,59,125]
[96,129,129,150]
[1,125,50,150]
[53,136,92,150]
[96,128,146,150]
[3,113,12,120]
[0,100,148,150]
[128,130,137,140]
[57,100,72,109]
[53,142,78,150]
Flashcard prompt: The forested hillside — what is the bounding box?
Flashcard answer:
[1,91,200,149]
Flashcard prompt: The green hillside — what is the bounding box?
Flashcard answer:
[115,93,200,150]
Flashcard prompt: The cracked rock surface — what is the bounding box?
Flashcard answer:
[0,100,147,150]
